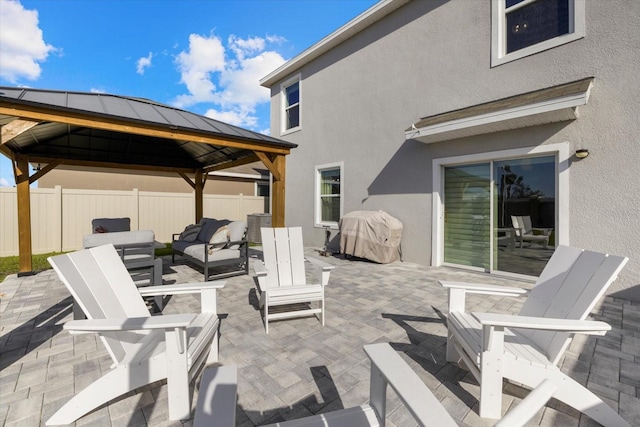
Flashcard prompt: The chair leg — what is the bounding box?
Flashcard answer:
[445,331,460,363]
[206,331,220,364]
[264,298,269,334]
[153,258,164,310]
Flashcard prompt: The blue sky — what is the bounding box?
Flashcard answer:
[0,0,378,187]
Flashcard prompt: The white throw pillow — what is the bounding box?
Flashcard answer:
[208,225,230,252]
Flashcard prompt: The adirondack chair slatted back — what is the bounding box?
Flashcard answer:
[261,227,307,289]
[519,245,628,365]
[49,244,152,364]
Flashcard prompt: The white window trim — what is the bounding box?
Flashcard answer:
[280,74,301,136]
[431,142,570,271]
[314,161,344,230]
[491,0,585,67]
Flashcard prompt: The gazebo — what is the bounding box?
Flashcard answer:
[0,87,296,275]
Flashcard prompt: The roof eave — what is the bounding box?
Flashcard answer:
[405,78,594,144]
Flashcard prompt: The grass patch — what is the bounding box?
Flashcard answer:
[0,244,173,283]
[0,253,58,283]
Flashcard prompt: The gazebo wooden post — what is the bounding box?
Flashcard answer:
[271,155,286,227]
[14,154,34,275]
[195,169,204,223]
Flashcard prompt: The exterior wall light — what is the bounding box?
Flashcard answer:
[575,149,589,159]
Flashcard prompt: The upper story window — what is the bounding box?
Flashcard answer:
[491,0,585,66]
[314,162,343,229]
[281,75,301,134]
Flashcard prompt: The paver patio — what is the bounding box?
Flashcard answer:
[1,247,639,426]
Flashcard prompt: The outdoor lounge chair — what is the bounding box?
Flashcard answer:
[46,244,225,425]
[510,215,552,249]
[440,245,629,426]
[254,227,334,333]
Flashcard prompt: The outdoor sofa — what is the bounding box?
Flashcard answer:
[172,218,249,280]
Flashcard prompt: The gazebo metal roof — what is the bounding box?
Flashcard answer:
[0,87,296,172]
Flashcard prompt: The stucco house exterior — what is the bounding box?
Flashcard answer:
[261,0,640,296]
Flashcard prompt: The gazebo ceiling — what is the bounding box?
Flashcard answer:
[0,86,296,172]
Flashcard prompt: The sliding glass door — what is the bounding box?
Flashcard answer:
[444,156,556,276]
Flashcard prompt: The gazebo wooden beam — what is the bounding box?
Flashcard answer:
[0,104,291,155]
[204,154,260,173]
[29,159,60,185]
[270,155,286,227]
[27,156,198,174]
[13,154,33,275]
[1,118,39,144]
[254,151,286,227]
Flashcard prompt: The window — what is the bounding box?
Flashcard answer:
[491,0,585,66]
[315,162,343,229]
[281,75,301,134]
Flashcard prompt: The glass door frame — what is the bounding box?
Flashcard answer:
[431,142,570,279]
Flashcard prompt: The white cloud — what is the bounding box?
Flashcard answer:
[90,87,107,94]
[172,33,286,129]
[173,34,226,107]
[136,52,153,75]
[204,108,256,128]
[0,0,55,83]
[0,177,11,187]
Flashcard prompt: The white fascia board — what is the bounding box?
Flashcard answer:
[406,88,592,144]
[260,0,409,88]
[208,171,262,179]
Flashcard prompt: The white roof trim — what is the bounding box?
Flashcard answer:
[209,171,263,179]
[260,0,409,87]
[406,81,593,144]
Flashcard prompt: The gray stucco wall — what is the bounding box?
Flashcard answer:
[269,0,640,295]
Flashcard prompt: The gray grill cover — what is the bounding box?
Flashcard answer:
[339,211,403,264]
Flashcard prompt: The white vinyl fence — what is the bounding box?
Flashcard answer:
[0,186,267,257]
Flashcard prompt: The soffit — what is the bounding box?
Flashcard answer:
[405,78,594,144]
[0,87,296,172]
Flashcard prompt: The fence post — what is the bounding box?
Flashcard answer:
[54,185,63,253]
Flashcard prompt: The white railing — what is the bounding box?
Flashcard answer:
[0,186,267,257]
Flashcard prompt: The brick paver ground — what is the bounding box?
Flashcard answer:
[1,247,638,426]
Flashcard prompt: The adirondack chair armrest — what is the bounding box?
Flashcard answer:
[138,280,226,296]
[363,343,457,427]
[139,281,225,313]
[306,256,335,286]
[442,281,528,313]
[531,227,553,236]
[473,312,612,335]
[63,314,197,333]
[440,280,528,297]
[253,261,268,277]
[305,255,335,271]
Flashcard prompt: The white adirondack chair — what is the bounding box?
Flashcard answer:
[441,245,629,426]
[510,215,552,249]
[194,343,555,427]
[254,227,334,333]
[46,244,225,425]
